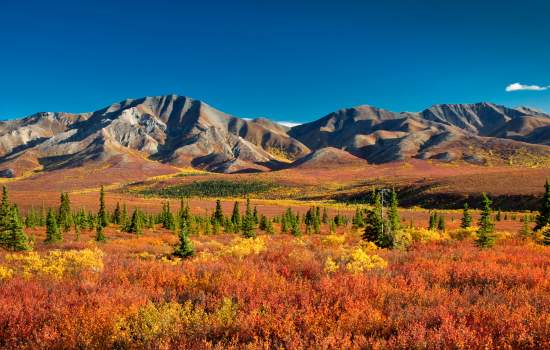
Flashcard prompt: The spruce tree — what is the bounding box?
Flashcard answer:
[112,202,122,225]
[460,203,472,229]
[265,218,275,234]
[437,215,446,231]
[476,193,496,248]
[388,189,400,234]
[241,209,256,238]
[128,209,143,235]
[231,201,241,227]
[352,207,365,228]
[0,186,10,225]
[44,209,61,243]
[97,185,108,228]
[212,199,224,225]
[535,179,550,231]
[58,192,73,232]
[519,215,532,240]
[174,220,194,258]
[428,211,438,230]
[95,215,106,242]
[322,207,329,224]
[6,206,30,251]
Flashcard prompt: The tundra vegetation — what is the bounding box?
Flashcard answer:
[0,182,549,349]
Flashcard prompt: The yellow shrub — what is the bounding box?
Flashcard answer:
[223,237,266,259]
[325,247,387,274]
[160,256,181,265]
[360,241,379,252]
[0,265,14,280]
[406,227,445,243]
[449,227,477,241]
[214,297,238,327]
[5,248,104,279]
[322,234,346,246]
[114,302,187,346]
[324,257,339,273]
[345,248,387,273]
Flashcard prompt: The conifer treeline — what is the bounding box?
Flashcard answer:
[2,180,550,252]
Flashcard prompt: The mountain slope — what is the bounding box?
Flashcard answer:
[1,97,549,179]
[0,95,310,176]
[289,102,550,165]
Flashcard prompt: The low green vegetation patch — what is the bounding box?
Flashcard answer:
[139,180,280,198]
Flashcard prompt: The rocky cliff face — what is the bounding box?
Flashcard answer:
[1,96,549,177]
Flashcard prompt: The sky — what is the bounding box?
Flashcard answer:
[0,0,549,123]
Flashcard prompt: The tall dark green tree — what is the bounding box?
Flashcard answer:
[363,193,384,245]
[112,202,122,225]
[388,189,400,234]
[95,214,106,242]
[58,192,73,232]
[352,207,365,229]
[174,220,194,258]
[97,185,108,228]
[437,215,446,231]
[44,209,62,243]
[231,201,241,228]
[127,209,143,235]
[534,179,550,231]
[0,186,11,232]
[476,193,496,248]
[241,196,256,238]
[5,206,30,251]
[460,203,472,229]
[212,199,224,225]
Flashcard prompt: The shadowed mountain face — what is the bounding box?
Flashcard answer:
[0,96,549,177]
[289,102,550,164]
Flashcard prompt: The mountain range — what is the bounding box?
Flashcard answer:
[1,95,549,177]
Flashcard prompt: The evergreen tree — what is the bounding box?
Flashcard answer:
[253,206,259,225]
[265,218,274,234]
[352,207,364,228]
[460,203,472,229]
[388,189,400,233]
[322,207,329,224]
[518,215,532,240]
[97,185,108,228]
[241,208,256,238]
[428,211,438,230]
[44,209,61,243]
[535,179,550,231]
[259,214,268,231]
[212,199,224,225]
[112,202,122,225]
[476,193,496,248]
[121,203,129,228]
[231,201,241,227]
[95,215,106,242]
[363,192,392,248]
[127,209,143,235]
[174,220,194,258]
[58,192,73,232]
[5,206,30,251]
[495,210,502,222]
[0,186,10,226]
[437,215,446,231]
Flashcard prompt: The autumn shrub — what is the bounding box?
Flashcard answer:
[4,248,104,279]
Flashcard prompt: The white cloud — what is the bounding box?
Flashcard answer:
[506,82,549,92]
[278,121,301,127]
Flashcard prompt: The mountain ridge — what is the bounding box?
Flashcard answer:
[1,95,549,178]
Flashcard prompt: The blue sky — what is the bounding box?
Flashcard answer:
[1,0,549,123]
